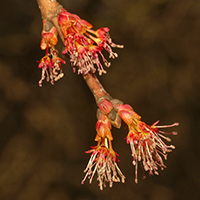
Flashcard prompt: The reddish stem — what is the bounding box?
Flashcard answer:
[83,73,111,103]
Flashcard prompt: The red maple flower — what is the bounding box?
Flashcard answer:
[116,103,179,183]
[38,49,65,87]
[57,8,123,75]
[82,142,125,190]
[82,113,125,190]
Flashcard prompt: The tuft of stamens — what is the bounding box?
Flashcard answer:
[116,103,178,182]
[57,9,123,75]
[81,142,125,190]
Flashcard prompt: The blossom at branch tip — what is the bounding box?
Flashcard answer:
[82,141,125,190]
[116,103,179,183]
[82,113,125,190]
[38,20,66,87]
[57,8,123,75]
[38,49,65,87]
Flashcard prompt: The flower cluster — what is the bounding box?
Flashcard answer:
[57,8,123,75]
[38,10,123,86]
[116,103,179,183]
[82,98,178,189]
[38,20,65,87]
[82,112,125,190]
[36,3,179,190]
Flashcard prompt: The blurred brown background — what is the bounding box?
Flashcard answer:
[0,0,199,199]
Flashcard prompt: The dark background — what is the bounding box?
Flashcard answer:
[0,0,199,199]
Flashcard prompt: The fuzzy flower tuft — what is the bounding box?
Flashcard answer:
[57,8,123,75]
[38,49,65,87]
[82,113,125,190]
[38,20,66,86]
[81,140,125,190]
[116,103,179,183]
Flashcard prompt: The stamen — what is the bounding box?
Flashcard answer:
[134,159,138,183]
[157,133,171,142]
[82,144,125,189]
[155,122,179,129]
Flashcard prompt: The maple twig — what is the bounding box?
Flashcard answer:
[36,1,178,190]
[36,0,111,104]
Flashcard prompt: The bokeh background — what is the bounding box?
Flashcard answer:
[0,0,200,199]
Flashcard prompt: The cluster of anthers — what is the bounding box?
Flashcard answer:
[117,104,178,184]
[81,113,125,190]
[38,20,65,87]
[81,98,178,190]
[38,8,123,86]
[58,8,123,75]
